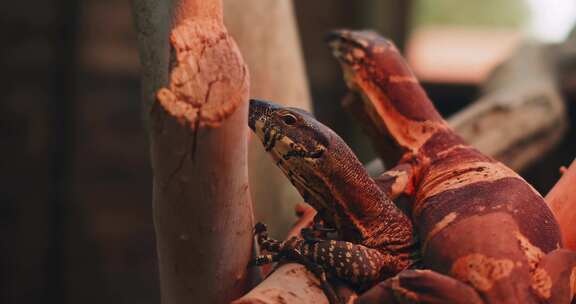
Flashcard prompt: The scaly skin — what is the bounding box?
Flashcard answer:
[248,100,418,297]
[328,29,576,304]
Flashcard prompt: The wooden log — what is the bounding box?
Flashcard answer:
[223,0,312,238]
[449,42,567,171]
[132,0,254,303]
[546,159,576,251]
[233,264,330,304]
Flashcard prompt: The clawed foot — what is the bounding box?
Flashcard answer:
[249,253,279,267]
[253,222,282,252]
[249,222,341,304]
[250,222,283,267]
[301,213,337,243]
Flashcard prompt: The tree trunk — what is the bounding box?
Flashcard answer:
[223,0,312,239]
[132,0,254,303]
[546,159,576,251]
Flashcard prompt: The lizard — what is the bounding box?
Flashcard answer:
[326,29,576,303]
[247,99,419,303]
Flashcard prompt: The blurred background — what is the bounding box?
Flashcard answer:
[2,0,576,303]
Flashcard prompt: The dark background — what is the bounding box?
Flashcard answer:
[1,1,575,303]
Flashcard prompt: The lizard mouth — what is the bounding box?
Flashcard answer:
[326,30,354,63]
[326,29,393,65]
[248,99,272,131]
[326,30,369,62]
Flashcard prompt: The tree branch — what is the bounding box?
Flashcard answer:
[132,0,254,303]
[449,42,567,171]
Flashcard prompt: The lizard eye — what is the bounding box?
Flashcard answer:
[281,113,297,125]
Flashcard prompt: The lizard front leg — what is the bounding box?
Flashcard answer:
[252,227,410,287]
[356,269,483,304]
[250,227,340,304]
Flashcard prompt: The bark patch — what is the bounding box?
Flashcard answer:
[157,19,248,129]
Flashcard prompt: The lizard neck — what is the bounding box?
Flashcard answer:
[337,34,449,155]
[318,137,414,246]
[351,70,449,155]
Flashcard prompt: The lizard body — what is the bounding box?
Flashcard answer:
[248,100,418,297]
[327,30,576,304]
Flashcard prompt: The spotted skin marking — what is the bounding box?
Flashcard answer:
[423,212,457,250]
[451,254,516,292]
[515,230,546,271]
[531,267,552,299]
[373,163,413,200]
[415,161,520,204]
[251,223,402,289]
[388,75,418,84]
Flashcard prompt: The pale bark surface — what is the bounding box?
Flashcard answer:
[546,159,576,251]
[233,264,330,304]
[224,0,312,238]
[449,42,567,171]
[132,0,254,303]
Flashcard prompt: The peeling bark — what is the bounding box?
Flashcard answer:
[132,0,254,303]
[224,0,313,239]
[546,159,576,251]
[156,18,248,129]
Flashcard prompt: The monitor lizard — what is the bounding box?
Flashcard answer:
[327,29,576,304]
[248,99,419,303]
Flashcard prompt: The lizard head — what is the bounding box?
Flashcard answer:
[249,99,385,237]
[249,99,416,246]
[326,29,393,91]
[249,99,331,215]
[327,29,446,156]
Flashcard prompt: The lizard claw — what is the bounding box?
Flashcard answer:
[249,254,278,267]
[301,227,324,244]
[313,223,336,232]
[254,222,268,234]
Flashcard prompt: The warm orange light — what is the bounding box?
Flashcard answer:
[406,26,522,84]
